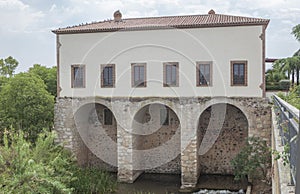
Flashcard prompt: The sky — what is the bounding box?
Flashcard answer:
[0,0,300,72]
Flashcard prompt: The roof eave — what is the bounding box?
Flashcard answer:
[52,21,270,35]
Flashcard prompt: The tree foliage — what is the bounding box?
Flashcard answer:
[0,73,54,142]
[231,137,272,183]
[273,56,300,86]
[278,85,300,109]
[0,130,117,194]
[0,56,19,77]
[266,68,286,83]
[292,24,300,42]
[0,130,75,194]
[28,64,57,97]
[0,76,9,93]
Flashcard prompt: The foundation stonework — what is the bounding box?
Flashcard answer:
[54,96,271,189]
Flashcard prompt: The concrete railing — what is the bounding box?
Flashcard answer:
[273,95,299,193]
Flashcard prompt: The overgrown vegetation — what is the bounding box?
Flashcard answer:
[0,130,74,193]
[0,56,117,193]
[71,167,116,194]
[277,85,300,109]
[231,137,272,184]
[0,130,117,194]
[273,144,290,166]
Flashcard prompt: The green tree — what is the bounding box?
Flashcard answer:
[0,76,8,93]
[293,50,300,85]
[294,49,300,57]
[292,24,300,42]
[0,130,75,193]
[231,137,272,183]
[0,56,19,77]
[0,73,54,142]
[275,57,300,86]
[28,64,57,97]
[266,69,286,83]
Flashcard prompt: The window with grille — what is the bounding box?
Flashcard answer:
[71,65,85,88]
[231,61,247,86]
[101,64,115,88]
[132,63,146,87]
[164,62,179,87]
[197,62,212,86]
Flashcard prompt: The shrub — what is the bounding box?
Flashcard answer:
[0,130,75,193]
[231,137,272,183]
[0,130,117,194]
[279,79,290,91]
[266,84,281,91]
[70,167,116,194]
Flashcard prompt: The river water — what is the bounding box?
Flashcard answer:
[115,174,247,194]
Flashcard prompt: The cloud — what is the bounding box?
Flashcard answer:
[0,0,28,10]
[1,0,299,72]
[0,0,44,33]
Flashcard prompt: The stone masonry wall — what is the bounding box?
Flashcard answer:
[54,96,271,188]
[198,104,248,175]
[132,104,181,174]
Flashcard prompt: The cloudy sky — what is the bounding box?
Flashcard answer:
[1,0,300,72]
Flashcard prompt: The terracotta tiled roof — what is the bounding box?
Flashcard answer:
[52,13,269,34]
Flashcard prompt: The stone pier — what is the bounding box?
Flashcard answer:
[54,96,271,189]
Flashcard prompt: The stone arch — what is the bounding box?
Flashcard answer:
[73,102,117,172]
[197,102,249,175]
[130,98,182,121]
[196,97,252,127]
[131,102,181,174]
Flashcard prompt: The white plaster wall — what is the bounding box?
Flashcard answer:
[58,25,264,97]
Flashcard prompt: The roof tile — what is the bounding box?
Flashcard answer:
[53,13,269,34]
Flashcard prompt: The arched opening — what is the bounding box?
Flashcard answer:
[197,103,248,175]
[132,103,181,174]
[73,103,117,172]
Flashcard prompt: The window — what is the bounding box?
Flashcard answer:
[163,62,179,87]
[197,61,212,86]
[132,63,146,87]
[71,65,85,88]
[160,108,169,126]
[101,64,115,88]
[103,108,113,125]
[231,61,247,86]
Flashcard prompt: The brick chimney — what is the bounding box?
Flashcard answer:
[113,10,122,22]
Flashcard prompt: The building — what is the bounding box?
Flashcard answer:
[53,10,272,190]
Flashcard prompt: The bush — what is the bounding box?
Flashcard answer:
[0,130,75,193]
[231,137,271,183]
[266,81,292,91]
[279,79,290,91]
[266,84,281,91]
[0,130,117,194]
[277,86,300,109]
[70,167,116,194]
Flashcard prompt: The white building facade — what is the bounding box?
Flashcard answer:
[53,10,272,190]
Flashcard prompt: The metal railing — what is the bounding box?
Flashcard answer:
[273,94,299,188]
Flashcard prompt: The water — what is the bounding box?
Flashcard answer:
[194,189,245,194]
[115,174,247,194]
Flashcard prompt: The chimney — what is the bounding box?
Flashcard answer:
[208,9,215,14]
[113,10,122,22]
